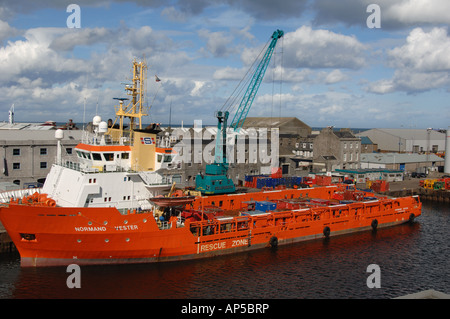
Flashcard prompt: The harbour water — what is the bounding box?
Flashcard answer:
[0,201,448,300]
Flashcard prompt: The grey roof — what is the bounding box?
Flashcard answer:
[0,122,56,130]
[333,130,357,139]
[241,117,310,129]
[358,128,445,141]
[0,129,83,142]
[361,152,444,164]
[359,136,374,145]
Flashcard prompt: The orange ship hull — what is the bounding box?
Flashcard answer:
[0,186,421,267]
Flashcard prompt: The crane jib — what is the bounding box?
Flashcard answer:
[196,30,284,195]
[230,29,284,131]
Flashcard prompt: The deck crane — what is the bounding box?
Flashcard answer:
[195,29,284,195]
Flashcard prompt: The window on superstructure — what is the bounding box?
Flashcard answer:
[157,154,163,163]
[163,155,172,163]
[92,153,102,161]
[104,153,114,161]
[121,152,129,159]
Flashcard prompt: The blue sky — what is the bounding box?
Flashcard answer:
[0,0,449,129]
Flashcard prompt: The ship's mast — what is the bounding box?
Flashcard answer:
[109,58,148,143]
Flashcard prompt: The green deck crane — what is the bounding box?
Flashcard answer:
[195,29,284,195]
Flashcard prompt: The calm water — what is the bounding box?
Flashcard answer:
[0,201,448,299]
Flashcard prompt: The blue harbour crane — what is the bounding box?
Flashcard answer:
[195,29,284,195]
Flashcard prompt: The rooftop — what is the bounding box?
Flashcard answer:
[358,128,445,141]
[361,152,444,164]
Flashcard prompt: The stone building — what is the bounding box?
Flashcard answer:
[165,126,276,187]
[242,117,313,176]
[313,127,361,172]
[0,129,83,188]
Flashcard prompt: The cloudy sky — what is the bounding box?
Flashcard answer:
[0,0,449,129]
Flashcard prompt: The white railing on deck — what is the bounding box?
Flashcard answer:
[0,188,42,203]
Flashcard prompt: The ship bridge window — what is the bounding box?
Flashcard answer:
[121,152,129,159]
[78,151,91,160]
[157,154,163,163]
[103,153,114,161]
[92,153,102,161]
[163,155,173,163]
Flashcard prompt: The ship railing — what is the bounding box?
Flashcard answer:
[0,187,42,203]
[155,215,185,230]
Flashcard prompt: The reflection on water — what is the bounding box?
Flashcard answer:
[0,201,448,299]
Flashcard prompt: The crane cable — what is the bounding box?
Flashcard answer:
[219,37,272,117]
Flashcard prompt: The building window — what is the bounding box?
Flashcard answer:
[40,148,47,155]
[66,148,72,155]
[40,162,47,169]
[13,148,20,156]
[13,163,20,170]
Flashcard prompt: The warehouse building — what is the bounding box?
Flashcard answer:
[356,128,445,153]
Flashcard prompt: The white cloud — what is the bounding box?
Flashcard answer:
[0,19,20,42]
[313,0,450,29]
[388,27,450,72]
[190,80,205,96]
[367,27,450,94]
[198,29,236,57]
[319,104,343,114]
[213,66,245,81]
[385,0,450,25]
[50,27,113,51]
[0,27,90,83]
[324,69,348,84]
[282,26,366,70]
